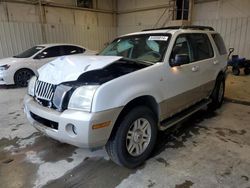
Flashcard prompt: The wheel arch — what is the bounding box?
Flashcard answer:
[13,68,35,86]
[215,70,226,84]
[108,95,160,140]
[14,68,35,77]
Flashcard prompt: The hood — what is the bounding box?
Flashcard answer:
[38,55,122,85]
[0,57,26,66]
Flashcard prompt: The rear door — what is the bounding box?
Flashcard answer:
[188,33,216,98]
[211,33,228,74]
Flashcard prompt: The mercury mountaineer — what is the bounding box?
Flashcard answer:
[24,26,228,168]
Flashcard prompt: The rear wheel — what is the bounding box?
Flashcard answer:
[208,75,225,111]
[14,69,34,87]
[232,67,240,76]
[244,67,250,75]
[105,106,157,168]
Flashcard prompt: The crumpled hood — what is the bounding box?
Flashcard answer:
[0,57,26,66]
[38,55,122,85]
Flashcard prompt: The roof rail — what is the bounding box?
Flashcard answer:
[142,25,215,31]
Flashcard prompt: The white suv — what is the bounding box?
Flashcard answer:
[24,26,227,168]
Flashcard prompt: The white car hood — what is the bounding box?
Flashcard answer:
[0,57,26,66]
[38,55,122,85]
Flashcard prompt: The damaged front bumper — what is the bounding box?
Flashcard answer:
[23,95,122,149]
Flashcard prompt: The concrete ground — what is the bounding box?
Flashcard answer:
[0,73,250,188]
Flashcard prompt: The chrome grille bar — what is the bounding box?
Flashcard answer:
[35,80,55,101]
[45,84,51,99]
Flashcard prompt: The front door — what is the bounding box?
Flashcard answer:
[160,34,204,120]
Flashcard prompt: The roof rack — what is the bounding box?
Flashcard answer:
[142,25,215,31]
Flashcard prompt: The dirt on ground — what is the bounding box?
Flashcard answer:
[0,74,250,188]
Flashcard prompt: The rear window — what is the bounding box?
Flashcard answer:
[62,45,85,55]
[212,34,227,55]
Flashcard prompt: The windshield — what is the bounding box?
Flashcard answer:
[13,46,45,58]
[99,34,171,63]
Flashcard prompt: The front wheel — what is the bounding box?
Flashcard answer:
[14,69,34,87]
[105,106,157,168]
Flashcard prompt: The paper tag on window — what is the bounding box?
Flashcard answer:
[148,36,168,41]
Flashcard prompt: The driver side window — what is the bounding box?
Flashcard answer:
[170,35,193,64]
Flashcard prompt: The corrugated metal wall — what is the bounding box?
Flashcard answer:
[1,18,250,59]
[0,22,43,58]
[193,17,250,58]
[118,25,151,36]
[0,21,116,58]
[44,24,116,51]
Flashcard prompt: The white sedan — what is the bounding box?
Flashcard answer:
[0,43,96,87]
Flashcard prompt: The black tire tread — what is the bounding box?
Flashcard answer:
[208,74,225,111]
[232,67,240,76]
[244,68,250,75]
[14,68,34,87]
[105,106,157,168]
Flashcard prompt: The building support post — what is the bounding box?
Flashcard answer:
[38,0,46,43]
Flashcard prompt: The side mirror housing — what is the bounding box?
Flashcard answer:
[34,53,44,60]
[171,54,190,67]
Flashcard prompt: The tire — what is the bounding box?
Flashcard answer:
[208,75,225,111]
[232,67,240,76]
[244,68,250,75]
[105,106,157,168]
[14,69,34,87]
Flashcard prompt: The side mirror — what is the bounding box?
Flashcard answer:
[34,54,42,60]
[171,54,190,67]
[34,53,46,60]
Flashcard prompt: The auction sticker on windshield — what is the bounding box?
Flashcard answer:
[148,36,168,41]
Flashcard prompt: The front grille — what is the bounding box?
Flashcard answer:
[30,112,58,130]
[35,80,55,101]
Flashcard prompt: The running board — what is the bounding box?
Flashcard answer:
[159,99,212,131]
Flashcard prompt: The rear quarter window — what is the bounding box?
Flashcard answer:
[212,34,227,55]
[62,45,85,56]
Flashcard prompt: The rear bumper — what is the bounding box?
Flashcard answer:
[24,95,122,148]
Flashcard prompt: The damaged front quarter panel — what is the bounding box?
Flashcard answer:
[53,58,152,111]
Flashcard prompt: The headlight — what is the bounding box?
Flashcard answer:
[0,64,10,71]
[68,85,99,112]
[27,76,37,96]
[52,84,72,111]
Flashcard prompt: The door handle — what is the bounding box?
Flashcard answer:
[213,60,219,65]
[191,66,199,72]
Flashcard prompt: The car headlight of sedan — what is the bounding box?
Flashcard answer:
[68,85,99,112]
[0,64,10,71]
[27,76,37,96]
